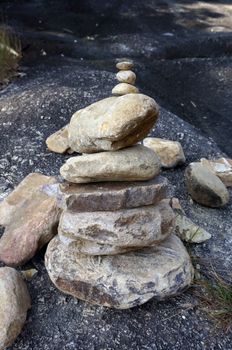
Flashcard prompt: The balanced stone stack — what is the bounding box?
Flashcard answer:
[45,61,193,309]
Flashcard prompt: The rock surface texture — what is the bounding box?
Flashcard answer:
[58,200,175,249]
[0,267,31,350]
[143,137,186,168]
[68,94,159,153]
[42,176,168,211]
[60,145,161,183]
[45,234,193,309]
[116,70,136,85]
[0,173,56,227]
[0,173,61,266]
[185,162,229,208]
[200,157,232,187]
[116,61,134,70]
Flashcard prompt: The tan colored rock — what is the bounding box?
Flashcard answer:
[60,145,161,183]
[185,162,229,208]
[42,176,168,211]
[112,83,138,95]
[200,158,232,187]
[143,137,186,168]
[69,94,158,153]
[116,61,133,70]
[58,200,175,248]
[0,267,31,349]
[0,173,56,227]
[116,70,136,85]
[46,124,70,154]
[0,173,61,266]
[59,236,139,256]
[45,234,193,309]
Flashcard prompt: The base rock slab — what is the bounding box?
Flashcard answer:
[42,176,168,211]
[45,235,193,309]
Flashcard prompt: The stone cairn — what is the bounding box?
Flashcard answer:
[45,60,194,309]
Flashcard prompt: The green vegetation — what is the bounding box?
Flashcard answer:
[0,26,21,85]
[194,259,232,332]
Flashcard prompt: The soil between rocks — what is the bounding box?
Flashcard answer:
[0,1,232,349]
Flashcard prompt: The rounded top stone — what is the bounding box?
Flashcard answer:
[116,61,134,70]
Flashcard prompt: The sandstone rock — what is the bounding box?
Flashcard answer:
[0,173,56,227]
[116,70,136,84]
[175,212,211,243]
[185,162,229,208]
[59,236,139,256]
[60,145,161,183]
[0,174,61,266]
[46,124,70,154]
[200,157,232,187]
[0,267,31,349]
[69,94,158,153]
[112,83,138,95]
[45,234,193,309]
[143,137,186,168]
[58,200,175,248]
[116,61,133,70]
[42,176,167,211]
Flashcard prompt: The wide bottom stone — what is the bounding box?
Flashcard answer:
[45,235,193,309]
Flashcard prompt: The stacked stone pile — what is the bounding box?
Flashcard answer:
[45,61,193,309]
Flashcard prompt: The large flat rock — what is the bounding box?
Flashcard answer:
[58,200,175,249]
[60,145,161,183]
[45,234,194,309]
[42,176,168,211]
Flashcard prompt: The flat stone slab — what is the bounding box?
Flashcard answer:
[0,173,61,266]
[60,145,161,183]
[42,176,168,211]
[58,200,175,248]
[0,173,56,227]
[45,234,193,309]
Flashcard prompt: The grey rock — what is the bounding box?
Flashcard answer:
[68,94,159,153]
[58,200,175,248]
[45,234,194,309]
[185,162,229,207]
[0,267,31,349]
[42,176,168,212]
[60,145,161,183]
[200,157,232,187]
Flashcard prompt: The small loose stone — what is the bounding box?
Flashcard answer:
[116,61,133,70]
[112,83,138,95]
[143,137,186,168]
[116,70,136,85]
[185,162,229,208]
